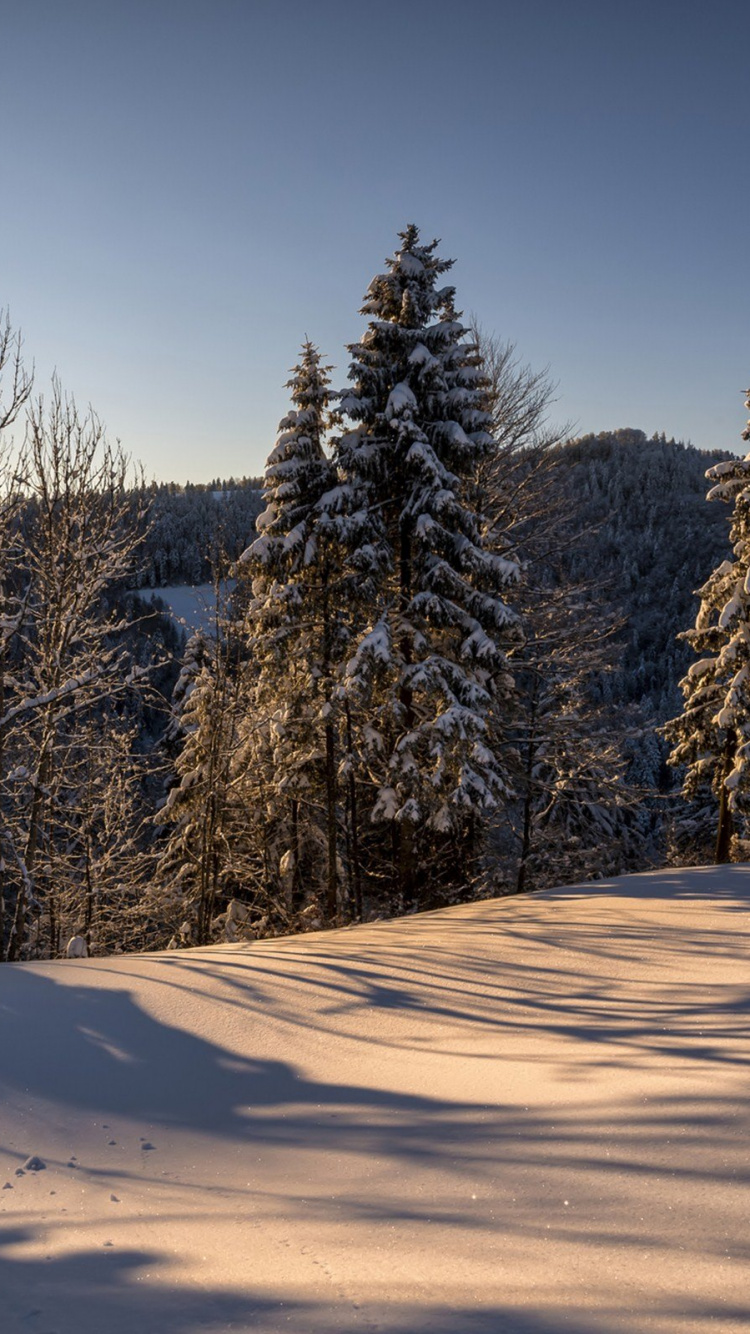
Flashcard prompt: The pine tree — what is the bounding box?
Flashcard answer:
[152,613,245,946]
[162,629,209,752]
[332,225,520,909]
[237,343,345,921]
[664,389,750,862]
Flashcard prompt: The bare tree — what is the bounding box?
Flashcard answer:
[0,313,32,953]
[470,324,635,892]
[3,379,150,959]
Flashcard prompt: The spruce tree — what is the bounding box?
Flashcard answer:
[238,343,344,920]
[664,389,750,861]
[153,616,244,946]
[332,225,520,908]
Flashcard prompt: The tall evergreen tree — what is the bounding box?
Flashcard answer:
[153,611,244,946]
[664,389,750,862]
[237,343,344,920]
[332,225,520,908]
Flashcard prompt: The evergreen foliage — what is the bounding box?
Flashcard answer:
[237,342,343,921]
[136,478,264,588]
[152,603,245,946]
[557,429,732,720]
[663,392,750,861]
[331,226,521,907]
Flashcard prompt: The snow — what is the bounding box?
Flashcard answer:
[145,583,234,634]
[396,252,424,277]
[1,866,749,1332]
[384,382,418,420]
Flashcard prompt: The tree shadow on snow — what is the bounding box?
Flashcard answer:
[1,1225,745,1334]
[0,965,467,1140]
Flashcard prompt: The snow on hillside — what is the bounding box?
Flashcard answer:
[1,867,749,1333]
[149,583,217,633]
[146,580,238,634]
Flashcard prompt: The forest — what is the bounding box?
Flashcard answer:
[0,227,747,961]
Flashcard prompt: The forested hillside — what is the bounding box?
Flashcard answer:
[135,478,264,587]
[558,429,732,718]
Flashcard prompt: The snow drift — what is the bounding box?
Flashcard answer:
[1,866,749,1333]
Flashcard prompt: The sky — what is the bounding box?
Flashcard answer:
[0,0,748,482]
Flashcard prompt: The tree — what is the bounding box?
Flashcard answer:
[332,226,520,909]
[466,326,645,891]
[663,389,750,863]
[152,604,246,947]
[2,380,149,959]
[237,343,346,921]
[0,313,32,956]
[508,582,633,892]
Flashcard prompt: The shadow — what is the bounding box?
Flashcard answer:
[1,868,749,1330]
[1,1223,746,1334]
[1,1226,286,1334]
[0,966,469,1145]
[3,865,749,1139]
[128,865,750,1082]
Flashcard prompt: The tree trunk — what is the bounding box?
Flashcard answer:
[7,736,53,960]
[398,518,417,911]
[319,567,339,923]
[0,659,5,954]
[24,739,51,879]
[5,872,27,962]
[47,880,58,959]
[715,729,737,865]
[517,685,539,894]
[290,797,305,914]
[324,720,338,922]
[344,702,363,921]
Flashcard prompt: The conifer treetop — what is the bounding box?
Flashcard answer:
[241,340,334,575]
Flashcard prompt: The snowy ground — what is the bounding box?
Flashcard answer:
[141,581,238,635]
[1,866,749,1333]
[144,584,217,634]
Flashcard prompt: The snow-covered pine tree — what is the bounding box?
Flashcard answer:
[663,389,750,862]
[152,612,245,946]
[162,629,209,753]
[237,343,345,921]
[331,225,520,909]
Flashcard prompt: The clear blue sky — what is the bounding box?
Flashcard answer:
[1,0,748,481]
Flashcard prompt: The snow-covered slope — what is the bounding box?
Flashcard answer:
[1,867,749,1333]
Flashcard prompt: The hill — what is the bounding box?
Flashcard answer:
[1,867,748,1332]
[557,429,733,720]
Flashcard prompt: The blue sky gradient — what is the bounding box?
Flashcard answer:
[1,0,748,480]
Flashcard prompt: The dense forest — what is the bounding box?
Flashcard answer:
[0,228,746,961]
[134,478,265,588]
